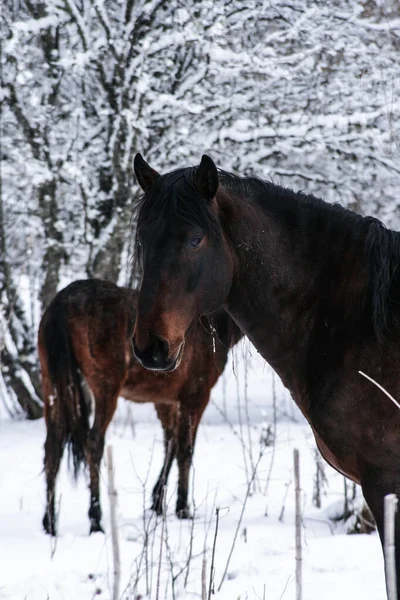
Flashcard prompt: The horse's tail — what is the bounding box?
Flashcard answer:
[39,295,90,480]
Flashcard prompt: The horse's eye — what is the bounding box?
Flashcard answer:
[189,237,203,249]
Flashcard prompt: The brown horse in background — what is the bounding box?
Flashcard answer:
[132,153,400,597]
[39,279,242,535]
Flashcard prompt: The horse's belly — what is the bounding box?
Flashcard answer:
[312,426,361,484]
[120,382,177,405]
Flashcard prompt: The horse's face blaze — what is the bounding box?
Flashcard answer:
[132,154,233,371]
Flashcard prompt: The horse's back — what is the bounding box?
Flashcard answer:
[39,280,138,389]
[52,278,137,320]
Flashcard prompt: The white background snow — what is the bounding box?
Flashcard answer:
[0,346,387,599]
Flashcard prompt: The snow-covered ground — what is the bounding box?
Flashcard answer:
[0,346,386,599]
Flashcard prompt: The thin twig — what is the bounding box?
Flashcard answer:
[155,489,166,600]
[184,457,197,588]
[210,398,256,464]
[235,347,250,487]
[242,348,256,492]
[279,575,292,600]
[343,477,350,520]
[202,549,207,600]
[359,371,400,410]
[122,439,158,599]
[218,448,265,592]
[263,371,277,498]
[279,477,292,523]
[208,507,220,600]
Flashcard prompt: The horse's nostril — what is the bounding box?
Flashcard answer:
[152,335,170,364]
[133,334,174,371]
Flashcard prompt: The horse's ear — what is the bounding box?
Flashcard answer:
[134,153,161,192]
[195,155,219,201]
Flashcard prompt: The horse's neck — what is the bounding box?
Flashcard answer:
[222,191,367,388]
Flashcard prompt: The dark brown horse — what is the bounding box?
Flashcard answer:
[39,278,241,535]
[133,153,400,597]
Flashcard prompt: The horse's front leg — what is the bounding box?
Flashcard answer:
[151,403,178,515]
[175,395,208,519]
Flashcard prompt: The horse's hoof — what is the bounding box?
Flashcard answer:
[89,520,105,534]
[150,501,163,516]
[151,493,165,516]
[42,515,57,537]
[176,507,193,520]
[43,513,57,536]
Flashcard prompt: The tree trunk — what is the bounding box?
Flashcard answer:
[0,95,43,418]
[38,178,64,310]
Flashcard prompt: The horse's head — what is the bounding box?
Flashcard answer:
[132,154,234,371]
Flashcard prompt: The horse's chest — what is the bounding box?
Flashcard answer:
[121,364,182,405]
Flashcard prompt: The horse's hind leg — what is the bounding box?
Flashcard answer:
[361,466,400,599]
[43,418,66,536]
[151,404,178,515]
[175,394,208,519]
[87,427,105,533]
[86,385,119,534]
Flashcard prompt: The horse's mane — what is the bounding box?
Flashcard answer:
[219,170,400,335]
[219,169,358,224]
[364,217,400,333]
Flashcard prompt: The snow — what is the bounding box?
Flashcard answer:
[0,350,386,599]
[2,0,399,595]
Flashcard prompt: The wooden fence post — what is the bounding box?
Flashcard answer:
[294,448,302,600]
[107,445,121,600]
[384,493,398,600]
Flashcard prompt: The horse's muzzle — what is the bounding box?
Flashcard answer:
[132,335,184,372]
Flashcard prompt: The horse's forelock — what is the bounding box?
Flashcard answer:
[135,166,221,242]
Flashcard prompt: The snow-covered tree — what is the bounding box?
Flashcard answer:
[1,0,399,415]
